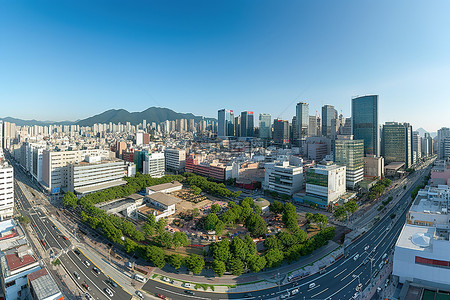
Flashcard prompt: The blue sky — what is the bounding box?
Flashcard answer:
[1,1,449,132]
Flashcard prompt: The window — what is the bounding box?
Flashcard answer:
[6,280,16,288]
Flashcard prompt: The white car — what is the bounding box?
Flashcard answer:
[162,277,173,283]
[364,245,369,251]
[352,292,361,299]
[291,288,299,295]
[309,283,316,289]
[184,283,194,288]
[84,260,90,267]
[135,291,144,299]
[353,254,360,261]
[356,283,362,291]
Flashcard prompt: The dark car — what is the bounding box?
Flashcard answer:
[184,290,195,295]
[244,293,253,298]
[106,278,118,288]
[74,249,81,255]
[92,267,100,275]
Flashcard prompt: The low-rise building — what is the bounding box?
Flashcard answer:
[164,149,186,173]
[393,185,450,289]
[146,181,183,195]
[297,162,346,208]
[263,161,303,196]
[28,268,64,300]
[363,155,385,178]
[138,192,181,221]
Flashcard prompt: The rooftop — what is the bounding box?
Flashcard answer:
[147,181,182,192]
[146,192,181,207]
[385,162,405,170]
[5,252,37,271]
[396,224,434,252]
[74,179,126,195]
[28,268,61,299]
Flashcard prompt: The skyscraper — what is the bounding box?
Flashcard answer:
[437,127,450,159]
[334,137,364,189]
[259,113,272,139]
[352,95,379,156]
[382,122,413,168]
[321,105,337,138]
[217,109,235,138]
[273,119,290,145]
[240,111,254,137]
[296,102,309,146]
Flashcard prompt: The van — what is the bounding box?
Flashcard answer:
[134,274,146,283]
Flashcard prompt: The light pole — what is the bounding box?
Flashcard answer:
[352,274,362,299]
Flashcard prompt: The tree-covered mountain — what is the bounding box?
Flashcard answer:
[76,107,215,126]
[1,107,215,127]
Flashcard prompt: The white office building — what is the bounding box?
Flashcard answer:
[393,185,450,289]
[143,152,165,178]
[0,160,14,221]
[304,162,346,207]
[164,149,186,173]
[68,156,128,196]
[264,161,303,196]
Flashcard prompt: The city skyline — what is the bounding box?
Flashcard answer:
[2,1,450,132]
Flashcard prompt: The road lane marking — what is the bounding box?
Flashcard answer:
[311,288,328,298]
[334,268,347,278]
[155,286,211,300]
[341,269,356,281]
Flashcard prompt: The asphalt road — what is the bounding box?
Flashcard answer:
[142,165,431,300]
[13,162,131,300]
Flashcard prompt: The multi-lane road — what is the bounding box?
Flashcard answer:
[13,162,131,300]
[142,165,431,300]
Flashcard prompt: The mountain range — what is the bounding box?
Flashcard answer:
[1,107,216,127]
[416,127,437,138]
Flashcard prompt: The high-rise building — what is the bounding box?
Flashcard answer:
[0,160,14,221]
[352,95,379,156]
[217,109,235,138]
[321,105,337,138]
[259,113,272,139]
[164,149,186,173]
[334,137,364,189]
[143,152,165,178]
[382,122,413,168]
[296,102,309,147]
[437,127,450,159]
[308,116,318,137]
[412,131,422,162]
[240,111,254,137]
[234,116,240,137]
[273,119,290,145]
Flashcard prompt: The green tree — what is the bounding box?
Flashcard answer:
[185,254,205,274]
[173,232,190,248]
[211,239,231,262]
[155,218,167,235]
[230,237,246,260]
[344,201,358,214]
[146,214,156,227]
[146,246,166,269]
[212,260,226,277]
[204,213,220,231]
[313,213,328,230]
[243,235,257,257]
[264,248,284,268]
[62,192,78,209]
[18,215,30,224]
[143,223,154,237]
[333,206,347,221]
[192,208,200,218]
[229,257,245,276]
[211,204,221,214]
[168,254,183,269]
[215,220,225,236]
[155,232,173,248]
[248,255,266,273]
[264,235,281,250]
[269,200,284,214]
[124,238,138,254]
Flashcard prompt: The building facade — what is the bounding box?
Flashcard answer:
[334,138,364,189]
[258,113,272,139]
[382,122,413,169]
[164,149,186,173]
[273,119,290,145]
[264,161,303,196]
[351,95,379,156]
[143,152,165,178]
[217,109,235,138]
[296,102,309,147]
[305,162,346,207]
[240,111,254,138]
[0,160,14,221]
[321,105,337,138]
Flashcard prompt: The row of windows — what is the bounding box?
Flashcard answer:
[415,256,450,268]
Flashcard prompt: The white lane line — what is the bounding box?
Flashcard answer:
[311,288,328,298]
[328,272,361,299]
[334,268,347,278]
[341,269,356,281]
[155,286,211,300]
[308,284,321,291]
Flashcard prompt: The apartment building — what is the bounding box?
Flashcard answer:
[164,149,186,173]
[0,160,14,221]
[143,152,165,178]
[264,161,303,196]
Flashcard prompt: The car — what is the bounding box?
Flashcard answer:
[92,267,100,275]
[386,227,390,231]
[62,235,68,240]
[379,262,384,269]
[184,290,195,295]
[74,249,81,255]
[183,283,194,288]
[280,293,290,299]
[352,292,361,299]
[156,294,166,299]
[382,253,387,259]
[85,293,93,300]
[377,287,382,292]
[356,283,362,291]
[309,283,316,289]
[32,223,36,227]
[364,245,370,251]
[353,254,360,261]
[135,291,144,299]
[84,260,90,267]
[73,272,80,280]
[291,288,299,295]
[41,239,47,247]
[106,278,118,288]
[162,276,172,283]
[372,246,377,252]
[52,225,57,230]
[244,293,253,298]
[104,288,114,297]
[82,283,91,291]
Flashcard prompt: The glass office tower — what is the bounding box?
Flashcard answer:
[352,95,379,156]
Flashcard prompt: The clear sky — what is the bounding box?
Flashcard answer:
[1,1,449,132]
